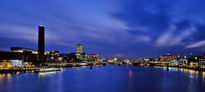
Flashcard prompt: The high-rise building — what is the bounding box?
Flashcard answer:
[38,25,45,65]
[75,44,87,62]
[38,26,45,55]
[76,44,83,54]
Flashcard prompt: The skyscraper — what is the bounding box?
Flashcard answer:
[75,44,87,62]
[76,44,83,54]
[38,25,45,65]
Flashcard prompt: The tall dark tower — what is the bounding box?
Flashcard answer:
[38,25,45,65]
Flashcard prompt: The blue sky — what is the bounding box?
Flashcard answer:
[0,0,205,58]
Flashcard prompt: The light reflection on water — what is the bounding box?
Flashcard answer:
[39,72,58,76]
[129,70,132,79]
[0,65,205,92]
[157,66,205,81]
[0,73,12,83]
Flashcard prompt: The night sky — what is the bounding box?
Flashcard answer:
[0,0,205,58]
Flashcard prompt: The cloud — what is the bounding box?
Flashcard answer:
[0,24,75,47]
[156,23,196,47]
[133,36,151,42]
[186,40,205,48]
[0,24,37,42]
[1,0,205,57]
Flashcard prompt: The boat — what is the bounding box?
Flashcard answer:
[37,68,61,73]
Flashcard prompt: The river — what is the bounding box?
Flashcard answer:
[0,64,205,92]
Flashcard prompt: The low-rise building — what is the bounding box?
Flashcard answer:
[203,54,205,59]
[87,54,98,62]
[160,54,180,61]
[11,47,50,55]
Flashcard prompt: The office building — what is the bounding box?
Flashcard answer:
[76,44,83,54]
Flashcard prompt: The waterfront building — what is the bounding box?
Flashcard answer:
[10,60,23,66]
[160,54,180,61]
[137,59,144,63]
[50,51,60,56]
[98,58,107,62]
[10,47,50,55]
[0,60,12,68]
[49,51,60,62]
[113,58,118,62]
[203,54,205,59]
[75,53,87,62]
[107,58,119,63]
[0,51,37,65]
[108,59,113,63]
[170,60,183,65]
[75,44,88,62]
[87,54,98,62]
[152,58,160,62]
[199,58,205,68]
[59,54,71,63]
[187,56,205,68]
[11,47,37,54]
[144,59,150,62]
[122,59,130,64]
[180,58,188,64]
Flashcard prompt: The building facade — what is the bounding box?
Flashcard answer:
[38,26,45,65]
[10,47,50,55]
[76,44,83,54]
[87,54,98,62]
[160,54,180,61]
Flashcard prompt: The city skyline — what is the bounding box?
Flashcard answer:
[0,0,205,58]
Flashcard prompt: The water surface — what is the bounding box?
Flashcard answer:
[0,64,205,92]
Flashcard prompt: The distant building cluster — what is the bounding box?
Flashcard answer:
[0,26,205,69]
[0,26,98,68]
[0,45,98,68]
[105,53,205,68]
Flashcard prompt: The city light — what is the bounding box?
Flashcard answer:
[0,0,205,92]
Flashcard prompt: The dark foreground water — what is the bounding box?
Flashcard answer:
[0,65,205,92]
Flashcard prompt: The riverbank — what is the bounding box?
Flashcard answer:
[133,62,205,71]
[1,62,205,74]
